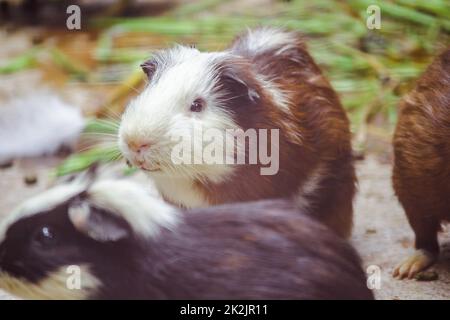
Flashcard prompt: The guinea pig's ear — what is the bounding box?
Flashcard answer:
[218,61,260,104]
[68,201,130,242]
[140,59,157,79]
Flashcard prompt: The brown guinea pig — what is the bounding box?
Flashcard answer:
[118,27,356,238]
[393,48,450,279]
[0,175,373,300]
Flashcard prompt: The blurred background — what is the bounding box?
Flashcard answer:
[1,0,449,169]
[0,0,449,300]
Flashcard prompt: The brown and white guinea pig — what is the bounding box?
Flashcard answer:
[0,175,373,300]
[393,48,450,279]
[118,27,356,238]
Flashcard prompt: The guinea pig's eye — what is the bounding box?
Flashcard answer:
[33,226,57,247]
[190,98,205,112]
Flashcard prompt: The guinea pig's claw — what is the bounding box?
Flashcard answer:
[393,249,436,280]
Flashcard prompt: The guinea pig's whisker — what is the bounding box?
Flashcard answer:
[216,93,249,103]
[83,140,119,147]
[163,159,194,178]
[81,132,119,139]
[75,141,121,154]
[95,115,122,127]
[122,83,144,96]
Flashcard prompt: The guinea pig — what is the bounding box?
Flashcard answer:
[118,27,356,238]
[0,175,373,299]
[392,48,450,279]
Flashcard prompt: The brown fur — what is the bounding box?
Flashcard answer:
[393,48,450,255]
[194,30,356,238]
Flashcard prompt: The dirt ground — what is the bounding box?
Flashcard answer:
[0,155,449,300]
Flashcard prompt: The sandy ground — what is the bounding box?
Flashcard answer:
[0,155,449,300]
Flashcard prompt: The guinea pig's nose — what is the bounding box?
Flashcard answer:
[128,141,151,154]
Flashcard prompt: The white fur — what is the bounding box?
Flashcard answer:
[119,47,241,196]
[0,90,84,163]
[0,176,178,243]
[402,93,417,106]
[231,28,302,144]
[0,181,87,243]
[293,164,326,213]
[86,179,179,237]
[256,74,291,112]
[119,29,303,208]
[255,74,302,145]
[0,176,177,299]
[231,27,301,113]
[151,175,209,208]
[0,265,99,300]
[233,27,300,57]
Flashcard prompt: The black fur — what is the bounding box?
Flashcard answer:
[0,194,372,300]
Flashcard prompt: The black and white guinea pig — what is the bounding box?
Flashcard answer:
[0,175,373,300]
[118,27,355,238]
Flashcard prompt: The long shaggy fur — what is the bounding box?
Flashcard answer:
[393,48,450,260]
[119,27,355,238]
[0,177,372,299]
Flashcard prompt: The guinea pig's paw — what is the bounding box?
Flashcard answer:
[393,249,437,280]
